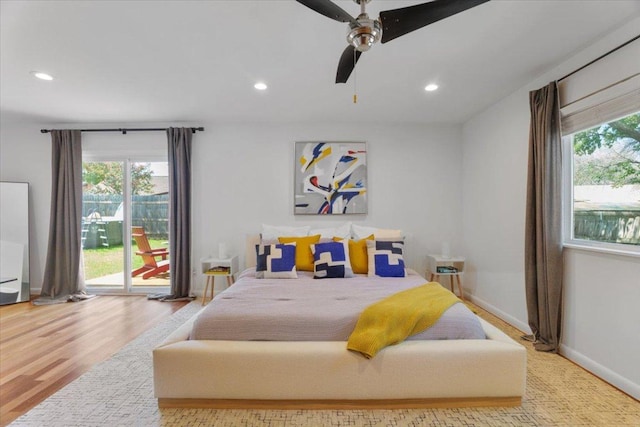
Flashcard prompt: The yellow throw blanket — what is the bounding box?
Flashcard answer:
[347,282,460,358]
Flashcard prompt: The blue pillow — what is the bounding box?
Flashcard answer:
[366,240,406,277]
[255,243,297,279]
[311,241,354,279]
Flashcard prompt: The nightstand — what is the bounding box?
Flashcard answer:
[426,254,465,301]
[201,255,238,305]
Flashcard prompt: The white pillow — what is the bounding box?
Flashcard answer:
[375,228,403,239]
[261,224,310,241]
[351,224,377,240]
[309,222,352,239]
[352,224,403,240]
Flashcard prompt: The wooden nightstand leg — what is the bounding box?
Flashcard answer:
[456,274,464,301]
[449,275,455,293]
[429,273,435,282]
[202,276,209,306]
[203,276,215,305]
[226,276,233,287]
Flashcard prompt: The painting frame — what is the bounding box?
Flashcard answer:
[294,141,367,215]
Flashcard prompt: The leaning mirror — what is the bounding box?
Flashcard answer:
[0,182,30,304]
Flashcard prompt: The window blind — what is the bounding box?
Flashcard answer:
[558,37,640,135]
[560,85,640,135]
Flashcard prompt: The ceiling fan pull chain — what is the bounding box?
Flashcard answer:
[353,48,358,104]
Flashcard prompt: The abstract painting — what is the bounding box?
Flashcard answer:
[294,141,367,215]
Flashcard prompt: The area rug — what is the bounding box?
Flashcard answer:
[10,301,640,426]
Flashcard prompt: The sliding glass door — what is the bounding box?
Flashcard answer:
[82,159,169,294]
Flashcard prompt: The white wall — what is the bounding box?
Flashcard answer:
[461,90,531,331]
[562,249,640,397]
[461,18,640,399]
[0,121,463,296]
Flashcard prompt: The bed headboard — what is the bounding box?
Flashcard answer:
[245,234,260,268]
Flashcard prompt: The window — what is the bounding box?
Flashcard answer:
[563,111,640,253]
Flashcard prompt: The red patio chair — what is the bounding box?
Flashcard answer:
[131,226,169,279]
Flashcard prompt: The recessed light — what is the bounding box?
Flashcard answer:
[254,82,267,91]
[424,83,438,92]
[31,71,54,81]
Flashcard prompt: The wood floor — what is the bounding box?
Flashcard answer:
[0,296,188,426]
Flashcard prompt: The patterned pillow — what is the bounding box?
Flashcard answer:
[366,240,406,277]
[255,243,297,279]
[311,241,354,279]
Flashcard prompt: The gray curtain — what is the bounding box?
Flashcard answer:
[524,82,564,352]
[34,130,89,304]
[164,127,193,300]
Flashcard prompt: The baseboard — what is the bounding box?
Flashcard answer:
[559,344,640,400]
[467,294,638,400]
[467,294,532,335]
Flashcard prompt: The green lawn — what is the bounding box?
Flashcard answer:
[83,239,167,279]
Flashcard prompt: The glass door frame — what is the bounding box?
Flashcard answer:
[82,154,169,295]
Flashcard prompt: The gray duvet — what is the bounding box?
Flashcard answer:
[191,268,485,341]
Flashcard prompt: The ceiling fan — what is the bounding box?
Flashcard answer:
[297,0,490,83]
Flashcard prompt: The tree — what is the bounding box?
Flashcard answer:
[573,113,640,187]
[83,162,154,195]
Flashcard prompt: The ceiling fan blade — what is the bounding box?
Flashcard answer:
[296,0,358,25]
[380,0,490,44]
[336,45,362,84]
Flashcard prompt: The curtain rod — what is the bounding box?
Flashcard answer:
[40,127,205,134]
[557,35,639,83]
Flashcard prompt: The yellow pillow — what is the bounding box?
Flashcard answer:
[334,235,373,274]
[278,234,321,271]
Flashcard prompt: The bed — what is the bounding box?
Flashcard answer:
[153,236,526,409]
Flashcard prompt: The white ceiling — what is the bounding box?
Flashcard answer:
[1,0,639,126]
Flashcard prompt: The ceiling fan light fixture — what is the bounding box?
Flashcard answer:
[346,16,382,52]
[254,82,268,90]
[424,83,439,92]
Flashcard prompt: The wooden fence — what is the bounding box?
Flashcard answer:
[574,210,640,245]
[82,194,168,240]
